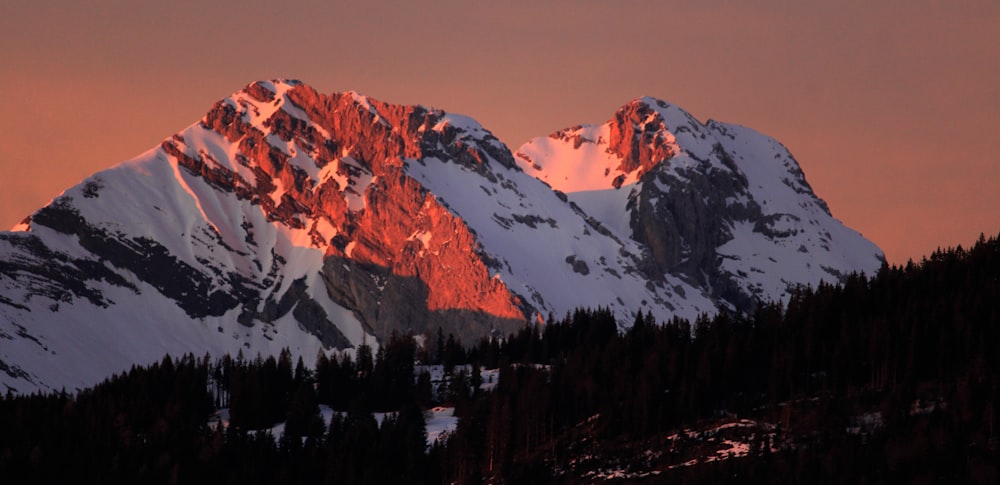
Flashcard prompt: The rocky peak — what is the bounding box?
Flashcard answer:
[515,97,884,313]
[606,98,680,180]
[207,80,530,338]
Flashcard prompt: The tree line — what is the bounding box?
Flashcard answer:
[2,232,999,483]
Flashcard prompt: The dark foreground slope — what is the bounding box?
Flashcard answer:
[1,232,997,484]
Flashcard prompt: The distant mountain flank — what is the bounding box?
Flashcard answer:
[0,80,883,393]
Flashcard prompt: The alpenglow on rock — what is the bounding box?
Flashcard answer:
[0,81,884,393]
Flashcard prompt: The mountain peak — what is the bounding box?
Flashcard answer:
[514,96,710,192]
[0,81,883,393]
[516,96,883,310]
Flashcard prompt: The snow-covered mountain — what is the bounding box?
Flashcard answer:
[515,97,885,311]
[0,80,883,393]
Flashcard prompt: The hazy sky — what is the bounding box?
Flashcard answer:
[2,1,997,265]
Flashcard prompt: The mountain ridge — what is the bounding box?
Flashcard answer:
[0,79,883,393]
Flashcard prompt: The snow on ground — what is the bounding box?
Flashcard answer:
[415,364,501,398]
[209,404,457,449]
[582,468,662,481]
[479,368,500,392]
[659,418,779,470]
[515,124,640,192]
[425,406,459,446]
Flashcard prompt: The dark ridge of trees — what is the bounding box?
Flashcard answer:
[1,232,999,483]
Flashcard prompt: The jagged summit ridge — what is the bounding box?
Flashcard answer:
[0,81,882,393]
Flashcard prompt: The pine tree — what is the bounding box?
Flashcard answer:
[285,381,324,438]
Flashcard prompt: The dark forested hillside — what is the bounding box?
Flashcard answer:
[2,233,999,484]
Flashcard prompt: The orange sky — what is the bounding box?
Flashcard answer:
[2,1,997,265]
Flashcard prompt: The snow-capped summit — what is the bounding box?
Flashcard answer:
[516,96,884,311]
[0,82,882,393]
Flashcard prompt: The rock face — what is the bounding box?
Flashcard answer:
[0,81,883,393]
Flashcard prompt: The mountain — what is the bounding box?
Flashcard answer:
[0,80,883,393]
[515,97,884,311]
